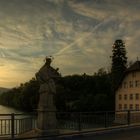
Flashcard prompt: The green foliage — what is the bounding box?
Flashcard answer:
[0,69,113,112]
[111,39,127,90]
[55,69,113,111]
[0,78,39,112]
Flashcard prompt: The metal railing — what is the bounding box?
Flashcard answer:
[57,111,118,130]
[1,110,140,139]
[53,110,140,131]
[0,113,36,139]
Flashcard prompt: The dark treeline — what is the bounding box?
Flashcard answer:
[0,68,114,112]
[0,79,40,112]
[0,39,127,112]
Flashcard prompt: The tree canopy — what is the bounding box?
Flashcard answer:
[0,69,113,112]
[111,39,127,91]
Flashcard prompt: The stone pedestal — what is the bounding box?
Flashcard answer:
[37,92,59,135]
[37,109,57,130]
[36,109,59,139]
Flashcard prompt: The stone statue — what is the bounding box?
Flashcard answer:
[35,57,61,134]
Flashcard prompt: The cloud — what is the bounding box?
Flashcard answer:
[0,0,139,87]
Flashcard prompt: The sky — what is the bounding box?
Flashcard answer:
[0,0,140,88]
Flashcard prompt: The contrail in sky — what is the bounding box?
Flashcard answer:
[54,17,115,57]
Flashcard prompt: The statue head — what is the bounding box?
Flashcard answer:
[45,56,53,66]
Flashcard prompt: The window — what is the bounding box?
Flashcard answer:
[129,104,133,110]
[124,104,127,110]
[132,72,136,77]
[129,81,133,88]
[130,94,133,100]
[124,82,127,88]
[135,80,140,87]
[135,104,139,110]
[124,94,127,100]
[136,93,139,100]
[119,94,122,100]
[119,104,122,110]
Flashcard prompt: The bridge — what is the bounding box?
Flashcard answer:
[0,110,140,139]
[62,127,140,140]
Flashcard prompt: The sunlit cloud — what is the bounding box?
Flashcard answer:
[0,0,139,87]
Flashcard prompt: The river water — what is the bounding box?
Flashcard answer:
[0,105,36,136]
[0,105,23,114]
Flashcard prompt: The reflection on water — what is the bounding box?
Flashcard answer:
[0,105,36,136]
[0,105,22,114]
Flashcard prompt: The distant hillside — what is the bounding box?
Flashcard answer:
[0,87,10,94]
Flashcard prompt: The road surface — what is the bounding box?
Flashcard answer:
[70,128,140,140]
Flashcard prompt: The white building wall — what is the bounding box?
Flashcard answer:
[116,71,140,111]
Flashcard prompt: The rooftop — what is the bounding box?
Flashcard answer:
[126,61,140,72]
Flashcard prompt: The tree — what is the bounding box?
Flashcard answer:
[111,39,127,91]
[0,72,113,112]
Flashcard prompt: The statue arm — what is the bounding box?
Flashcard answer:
[36,72,45,84]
